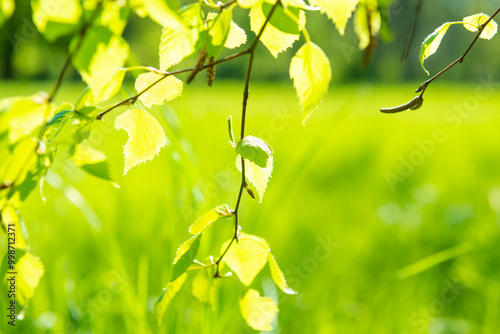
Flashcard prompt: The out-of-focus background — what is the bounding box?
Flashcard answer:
[1,0,500,333]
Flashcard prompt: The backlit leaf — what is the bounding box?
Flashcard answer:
[31,0,81,41]
[225,20,247,49]
[135,72,183,108]
[236,155,273,202]
[238,0,259,8]
[222,233,269,285]
[206,10,232,57]
[289,42,331,124]
[171,234,201,282]
[1,205,27,249]
[10,252,44,307]
[353,4,381,50]
[236,136,273,168]
[268,253,297,295]
[114,109,166,175]
[72,144,113,182]
[239,289,278,331]
[153,273,187,326]
[309,0,359,35]
[43,102,73,141]
[192,269,217,309]
[420,23,451,75]
[4,95,50,143]
[188,204,233,235]
[463,13,498,40]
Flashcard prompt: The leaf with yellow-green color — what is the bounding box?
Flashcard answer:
[72,144,113,182]
[463,13,498,40]
[420,23,451,75]
[130,0,178,26]
[114,109,166,175]
[31,0,81,41]
[289,42,331,124]
[43,102,73,141]
[153,273,187,326]
[309,0,359,35]
[8,252,44,307]
[1,205,27,249]
[206,10,232,57]
[239,289,278,331]
[236,136,273,169]
[250,0,301,57]
[353,3,381,49]
[135,72,183,108]
[268,253,297,295]
[171,234,201,282]
[238,0,259,8]
[222,233,269,285]
[0,0,14,27]
[4,95,50,143]
[225,20,247,49]
[188,204,233,235]
[192,269,217,309]
[236,154,273,202]
[0,138,38,194]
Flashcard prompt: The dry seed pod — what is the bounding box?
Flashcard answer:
[207,57,215,87]
[380,95,424,113]
[187,46,207,84]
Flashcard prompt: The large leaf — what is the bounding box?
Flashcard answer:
[236,136,273,169]
[236,155,273,202]
[289,42,331,124]
[135,72,183,108]
[309,0,359,36]
[222,233,269,285]
[239,289,279,331]
[206,10,232,57]
[188,204,233,235]
[31,0,81,41]
[463,13,498,40]
[114,109,166,175]
[153,273,187,326]
[419,23,451,75]
[225,20,247,49]
[192,269,217,309]
[171,234,202,282]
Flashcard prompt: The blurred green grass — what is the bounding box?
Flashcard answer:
[2,78,500,334]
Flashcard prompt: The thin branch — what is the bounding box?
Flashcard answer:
[48,1,103,102]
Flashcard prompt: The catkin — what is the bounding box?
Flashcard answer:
[186,46,207,84]
[207,57,216,87]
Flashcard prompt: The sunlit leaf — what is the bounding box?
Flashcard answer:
[192,269,217,309]
[72,144,113,182]
[43,102,73,141]
[238,0,259,8]
[31,0,81,41]
[236,154,273,202]
[290,42,331,124]
[236,136,273,169]
[71,106,100,145]
[0,138,38,191]
[188,204,233,235]
[268,253,297,295]
[1,205,27,249]
[135,72,183,108]
[250,0,301,57]
[239,289,278,331]
[4,95,50,143]
[353,4,381,50]
[222,233,269,285]
[309,0,359,35]
[153,273,187,326]
[171,234,202,282]
[131,0,178,26]
[463,13,498,40]
[420,23,451,75]
[114,109,166,175]
[225,20,247,49]
[5,252,44,307]
[206,10,232,57]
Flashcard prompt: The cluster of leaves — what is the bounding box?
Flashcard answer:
[0,0,398,330]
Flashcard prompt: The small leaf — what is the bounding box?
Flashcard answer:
[135,72,183,108]
[153,273,187,326]
[192,269,217,309]
[222,233,269,285]
[43,102,73,141]
[353,4,381,50]
[3,252,44,307]
[171,234,202,282]
[420,23,451,75]
[290,42,331,124]
[225,21,247,49]
[237,0,259,8]
[268,254,297,295]
[239,289,278,331]
[309,0,359,36]
[72,144,113,182]
[188,204,233,235]
[236,155,273,202]
[463,13,498,40]
[206,10,232,57]
[236,136,273,169]
[114,109,166,175]
[1,205,27,249]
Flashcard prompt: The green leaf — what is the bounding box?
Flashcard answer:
[3,95,50,143]
[353,4,381,50]
[71,106,100,144]
[236,154,273,202]
[153,273,187,326]
[250,0,301,57]
[420,23,451,75]
[192,269,217,309]
[72,144,113,182]
[171,234,202,282]
[289,42,331,124]
[225,20,247,49]
[131,0,179,26]
[206,10,232,57]
[1,205,28,249]
[237,0,259,8]
[188,204,233,235]
[43,102,73,141]
[309,0,359,36]
[0,138,38,194]
[236,136,273,169]
[463,13,498,40]
[31,0,81,41]
[222,233,269,285]
[268,253,297,295]
[114,109,166,175]
[262,1,302,35]
[135,72,183,108]
[239,289,278,331]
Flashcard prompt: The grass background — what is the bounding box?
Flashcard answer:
[1,78,500,334]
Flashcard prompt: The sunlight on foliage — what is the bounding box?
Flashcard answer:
[239,289,278,331]
[1,205,27,249]
[114,109,166,175]
[71,144,113,182]
[206,10,232,57]
[225,20,247,49]
[171,234,201,282]
[420,23,451,75]
[310,0,359,36]
[188,204,233,235]
[290,42,331,124]
[236,155,273,202]
[159,9,196,71]
[13,252,44,307]
[154,273,187,326]
[192,269,217,309]
[135,72,183,108]
[31,0,81,41]
[463,13,498,40]
[236,136,273,169]
[4,95,50,143]
[354,3,381,49]
[268,254,297,295]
